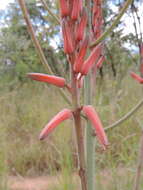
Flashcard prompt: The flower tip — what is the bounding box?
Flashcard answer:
[130,71,143,84]
[27,72,33,77]
[39,135,44,141]
[39,109,73,140]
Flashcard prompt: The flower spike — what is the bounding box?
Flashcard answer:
[130,72,143,84]
[27,73,66,87]
[39,109,73,140]
[82,105,108,148]
[81,43,102,75]
[62,19,74,54]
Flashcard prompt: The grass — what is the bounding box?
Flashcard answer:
[0,72,143,189]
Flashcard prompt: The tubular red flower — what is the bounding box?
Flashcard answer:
[130,72,143,84]
[74,36,89,73]
[59,0,69,18]
[81,43,102,75]
[76,8,87,41]
[82,105,108,148]
[71,0,81,20]
[27,73,66,87]
[79,0,83,12]
[62,19,74,54]
[39,109,73,140]
[96,56,105,69]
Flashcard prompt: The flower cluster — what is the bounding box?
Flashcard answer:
[28,0,108,149]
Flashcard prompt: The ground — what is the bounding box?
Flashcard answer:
[9,176,58,190]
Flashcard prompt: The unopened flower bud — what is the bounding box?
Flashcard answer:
[130,72,143,84]
[76,8,87,41]
[96,56,105,69]
[82,105,109,148]
[71,0,81,20]
[62,19,74,54]
[74,36,89,73]
[39,109,73,140]
[59,0,69,18]
[81,43,102,75]
[27,73,66,87]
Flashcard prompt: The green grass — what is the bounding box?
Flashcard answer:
[0,73,143,189]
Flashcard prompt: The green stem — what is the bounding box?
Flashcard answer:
[84,0,96,189]
[90,0,133,48]
[84,75,95,190]
[105,98,143,132]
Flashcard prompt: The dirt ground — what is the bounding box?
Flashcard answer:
[9,176,59,190]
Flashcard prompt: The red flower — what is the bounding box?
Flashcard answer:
[71,0,81,20]
[96,56,105,69]
[39,109,73,140]
[76,8,87,41]
[27,73,66,87]
[81,43,102,75]
[74,36,89,73]
[130,72,143,84]
[62,19,74,54]
[82,105,108,148]
[59,0,69,18]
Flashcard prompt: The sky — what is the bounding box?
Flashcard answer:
[0,0,14,10]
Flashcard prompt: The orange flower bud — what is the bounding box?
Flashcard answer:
[62,19,74,54]
[82,105,108,148]
[76,8,87,41]
[96,56,105,69]
[74,36,89,73]
[71,0,81,20]
[27,73,66,87]
[130,72,143,84]
[39,109,73,140]
[59,0,69,18]
[81,43,102,75]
